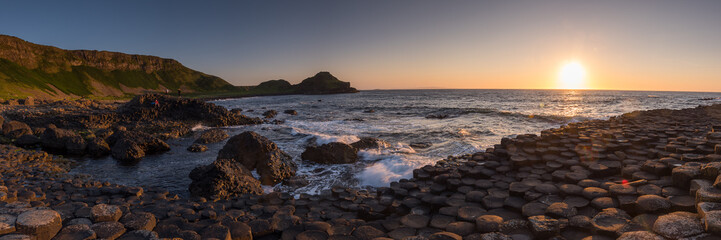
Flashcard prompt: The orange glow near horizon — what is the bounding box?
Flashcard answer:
[557,61,588,90]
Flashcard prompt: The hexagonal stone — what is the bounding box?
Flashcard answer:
[53,224,96,240]
[400,214,430,228]
[117,230,160,240]
[636,195,671,213]
[120,212,156,231]
[545,202,577,218]
[0,214,17,235]
[521,202,547,217]
[91,221,126,240]
[226,221,252,240]
[475,215,503,233]
[457,206,486,222]
[295,230,329,240]
[617,231,663,240]
[652,212,703,239]
[591,208,630,235]
[91,204,122,222]
[200,224,231,240]
[697,186,721,202]
[15,209,63,240]
[527,215,559,238]
[703,210,721,234]
[387,227,415,240]
[430,214,455,229]
[428,231,462,240]
[352,225,385,239]
[582,187,608,199]
[0,234,34,240]
[445,221,474,236]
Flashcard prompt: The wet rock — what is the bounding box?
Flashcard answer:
[410,142,432,149]
[283,110,298,115]
[652,212,703,238]
[445,221,474,236]
[91,221,127,240]
[2,120,32,139]
[262,110,278,118]
[302,142,358,164]
[189,158,264,197]
[401,214,430,229]
[351,137,389,149]
[0,215,16,235]
[120,212,156,231]
[53,224,96,240]
[194,129,228,144]
[108,130,170,162]
[15,209,62,240]
[217,131,296,185]
[187,144,208,152]
[527,215,559,238]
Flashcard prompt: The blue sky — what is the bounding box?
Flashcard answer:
[2,0,721,91]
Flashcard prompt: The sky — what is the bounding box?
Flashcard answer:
[1,0,720,92]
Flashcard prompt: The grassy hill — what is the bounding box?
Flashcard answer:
[0,35,235,99]
[0,35,358,100]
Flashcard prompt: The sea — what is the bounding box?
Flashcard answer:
[70,89,721,196]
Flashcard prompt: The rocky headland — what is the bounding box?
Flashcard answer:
[1,98,721,239]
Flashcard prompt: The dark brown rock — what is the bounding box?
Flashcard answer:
[351,137,389,149]
[2,120,32,139]
[189,158,264,197]
[217,131,296,185]
[302,142,358,164]
[194,129,229,144]
[15,210,62,240]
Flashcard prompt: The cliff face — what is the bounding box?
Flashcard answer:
[0,35,234,99]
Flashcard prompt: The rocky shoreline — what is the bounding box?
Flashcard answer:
[1,98,721,239]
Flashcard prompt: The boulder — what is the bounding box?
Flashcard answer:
[91,204,122,222]
[2,120,32,139]
[194,129,229,144]
[189,158,264,198]
[87,138,110,157]
[351,137,390,149]
[107,130,170,162]
[119,212,156,231]
[301,142,358,164]
[217,131,296,185]
[262,110,278,119]
[65,135,87,155]
[284,110,298,115]
[14,134,40,147]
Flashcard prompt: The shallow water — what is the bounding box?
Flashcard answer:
[70,89,721,195]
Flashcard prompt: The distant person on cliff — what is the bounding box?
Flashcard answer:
[154,99,160,108]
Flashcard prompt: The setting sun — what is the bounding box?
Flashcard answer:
[558,61,587,89]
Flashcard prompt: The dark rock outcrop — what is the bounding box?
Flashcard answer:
[301,142,359,164]
[86,138,110,157]
[2,120,32,139]
[351,137,389,150]
[189,158,263,198]
[118,94,262,127]
[193,129,228,144]
[40,126,86,155]
[284,110,298,115]
[216,131,296,185]
[107,130,170,162]
[294,72,358,94]
[262,110,278,119]
[187,144,208,152]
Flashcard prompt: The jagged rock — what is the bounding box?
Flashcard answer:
[652,212,703,238]
[0,214,16,235]
[302,142,358,164]
[2,120,32,139]
[194,129,228,144]
[262,110,277,119]
[90,221,126,240]
[351,137,390,149]
[187,144,208,152]
[107,130,170,162]
[283,110,298,115]
[189,158,264,198]
[65,135,87,155]
[87,138,110,157]
[216,131,296,185]
[527,215,559,238]
[15,210,62,240]
[40,127,78,152]
[118,93,261,127]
